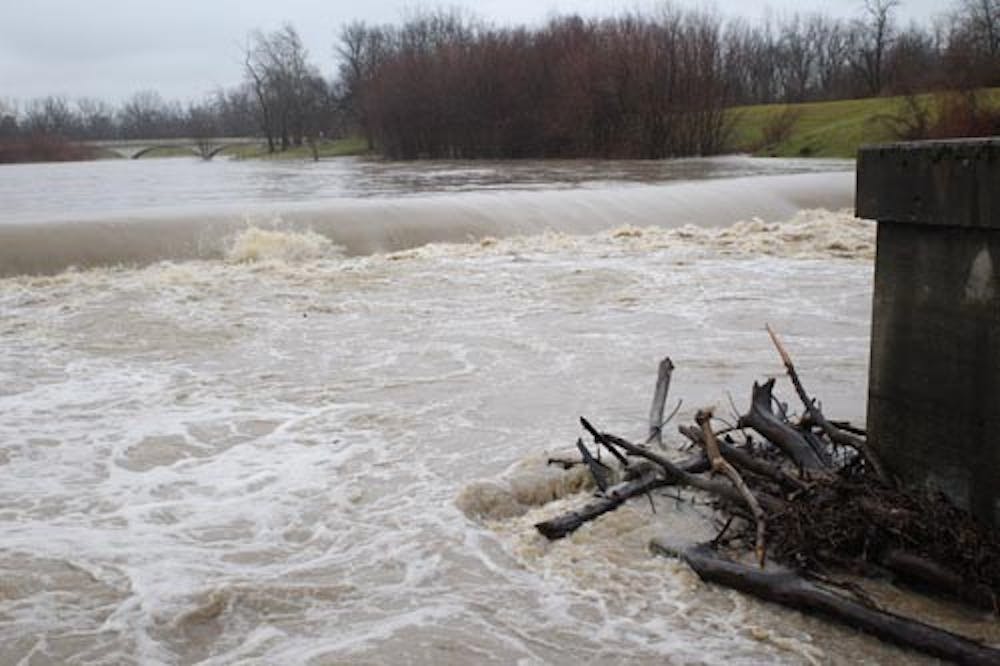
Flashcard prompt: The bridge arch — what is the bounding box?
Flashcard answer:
[205,144,236,159]
[87,138,269,160]
[131,145,200,160]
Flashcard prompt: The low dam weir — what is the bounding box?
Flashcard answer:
[0,170,852,277]
[857,138,1000,529]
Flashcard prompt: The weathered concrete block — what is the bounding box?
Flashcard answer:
[857,139,1000,530]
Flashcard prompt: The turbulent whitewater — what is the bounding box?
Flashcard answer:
[2,157,994,665]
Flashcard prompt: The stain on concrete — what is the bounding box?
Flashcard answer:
[964,247,995,304]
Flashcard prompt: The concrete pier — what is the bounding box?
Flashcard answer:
[857,138,1000,530]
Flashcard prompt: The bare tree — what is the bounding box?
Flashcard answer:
[75,98,116,139]
[24,97,76,136]
[851,0,901,95]
[336,21,391,149]
[959,0,1000,55]
[0,99,18,139]
[775,14,817,102]
[812,15,851,98]
[118,90,169,139]
[244,25,323,152]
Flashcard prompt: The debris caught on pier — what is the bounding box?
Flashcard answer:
[529,327,1000,663]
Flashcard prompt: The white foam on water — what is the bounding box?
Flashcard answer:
[4,207,987,665]
[225,227,344,264]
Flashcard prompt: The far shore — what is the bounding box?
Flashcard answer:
[4,87,998,166]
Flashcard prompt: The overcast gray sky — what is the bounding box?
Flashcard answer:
[1,0,945,103]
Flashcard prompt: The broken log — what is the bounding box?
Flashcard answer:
[534,454,709,540]
[647,357,675,447]
[738,379,828,472]
[652,539,1000,666]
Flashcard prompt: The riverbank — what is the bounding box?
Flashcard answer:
[216,87,1000,162]
[5,89,998,165]
[222,135,369,160]
[728,87,1000,158]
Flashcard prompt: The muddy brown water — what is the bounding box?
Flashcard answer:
[1,156,995,664]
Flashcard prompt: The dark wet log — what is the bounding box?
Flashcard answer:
[648,357,674,447]
[536,466,666,540]
[534,454,708,540]
[738,379,828,472]
[652,539,1000,666]
[880,549,999,613]
[766,324,888,482]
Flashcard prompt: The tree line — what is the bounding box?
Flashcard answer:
[338,0,1000,158]
[1,0,998,159]
[0,25,342,151]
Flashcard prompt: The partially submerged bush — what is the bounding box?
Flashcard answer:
[880,88,1000,142]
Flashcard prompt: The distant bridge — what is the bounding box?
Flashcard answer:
[87,137,267,160]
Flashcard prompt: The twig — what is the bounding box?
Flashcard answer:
[580,417,629,467]
[645,399,684,445]
[711,515,735,548]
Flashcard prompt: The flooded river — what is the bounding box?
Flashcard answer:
[0,156,994,664]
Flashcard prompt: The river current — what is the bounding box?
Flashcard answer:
[1,156,995,664]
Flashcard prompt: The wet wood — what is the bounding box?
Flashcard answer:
[696,409,767,566]
[534,455,708,540]
[678,425,807,493]
[652,540,1000,666]
[738,379,828,472]
[526,344,1000,661]
[766,324,888,482]
[576,438,612,492]
[880,549,999,613]
[647,357,674,447]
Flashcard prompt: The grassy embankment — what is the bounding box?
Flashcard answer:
[224,135,369,160]
[728,88,1000,159]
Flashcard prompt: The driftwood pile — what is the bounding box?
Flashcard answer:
[535,326,1000,665]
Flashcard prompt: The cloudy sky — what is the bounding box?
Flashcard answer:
[2,0,945,103]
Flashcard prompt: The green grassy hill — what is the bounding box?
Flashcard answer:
[727,89,1000,159]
